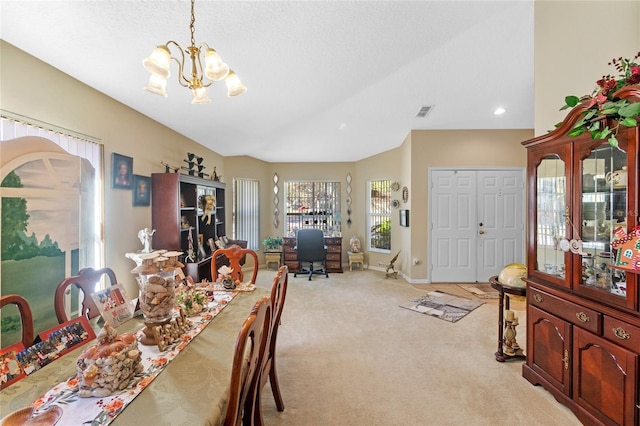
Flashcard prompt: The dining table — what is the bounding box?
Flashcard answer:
[0,285,269,425]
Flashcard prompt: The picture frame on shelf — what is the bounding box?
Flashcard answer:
[132,174,151,206]
[400,209,409,227]
[37,316,96,359]
[112,153,133,189]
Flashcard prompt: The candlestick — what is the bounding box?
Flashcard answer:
[506,310,515,321]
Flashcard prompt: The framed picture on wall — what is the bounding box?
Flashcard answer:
[132,174,151,206]
[112,153,133,189]
[400,209,409,227]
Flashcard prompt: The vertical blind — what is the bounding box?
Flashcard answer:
[368,179,391,251]
[233,178,259,250]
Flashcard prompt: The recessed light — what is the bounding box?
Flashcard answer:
[494,107,506,115]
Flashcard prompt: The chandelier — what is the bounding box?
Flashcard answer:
[142,0,246,104]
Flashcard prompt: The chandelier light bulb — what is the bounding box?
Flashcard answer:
[144,73,168,97]
[143,45,171,79]
[191,85,211,104]
[204,48,230,81]
[225,70,247,97]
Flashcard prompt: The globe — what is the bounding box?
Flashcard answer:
[498,263,527,288]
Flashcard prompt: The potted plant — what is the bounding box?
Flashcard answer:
[263,236,283,252]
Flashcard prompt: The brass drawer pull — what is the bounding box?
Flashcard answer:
[576,312,590,323]
[533,294,543,303]
[613,327,630,340]
[562,349,569,370]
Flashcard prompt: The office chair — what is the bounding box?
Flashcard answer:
[294,229,328,281]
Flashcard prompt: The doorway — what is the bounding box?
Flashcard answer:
[429,168,525,282]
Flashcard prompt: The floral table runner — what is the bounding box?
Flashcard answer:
[28,290,239,426]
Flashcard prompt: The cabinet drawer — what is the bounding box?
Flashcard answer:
[326,261,341,270]
[603,316,640,353]
[283,246,296,253]
[326,253,341,261]
[529,287,601,334]
[325,238,341,245]
[327,245,341,253]
[284,253,298,261]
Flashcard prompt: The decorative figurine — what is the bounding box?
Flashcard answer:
[137,228,156,253]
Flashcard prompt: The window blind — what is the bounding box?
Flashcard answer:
[233,178,259,250]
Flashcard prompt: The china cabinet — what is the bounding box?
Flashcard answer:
[522,86,639,426]
[151,173,226,282]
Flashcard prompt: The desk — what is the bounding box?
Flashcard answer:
[0,288,268,425]
[489,276,526,363]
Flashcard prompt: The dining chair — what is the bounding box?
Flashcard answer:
[1,294,35,348]
[212,245,259,284]
[54,267,118,323]
[225,297,271,426]
[254,266,289,424]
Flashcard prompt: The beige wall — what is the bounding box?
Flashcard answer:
[0,41,226,297]
[408,129,532,282]
[4,2,630,289]
[534,1,640,136]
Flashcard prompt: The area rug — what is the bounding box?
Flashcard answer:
[457,283,500,299]
[399,290,484,323]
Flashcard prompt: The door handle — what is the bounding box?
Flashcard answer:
[479,230,485,235]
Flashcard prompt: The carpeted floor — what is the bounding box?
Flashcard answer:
[253,269,581,425]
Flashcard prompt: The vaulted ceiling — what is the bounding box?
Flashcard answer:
[0,1,533,162]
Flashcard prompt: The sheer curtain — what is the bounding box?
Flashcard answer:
[0,111,104,268]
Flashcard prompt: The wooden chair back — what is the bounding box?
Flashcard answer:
[54,267,117,323]
[212,245,259,284]
[254,266,289,423]
[225,297,271,426]
[1,294,35,348]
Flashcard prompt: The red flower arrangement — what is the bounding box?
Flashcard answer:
[561,52,640,147]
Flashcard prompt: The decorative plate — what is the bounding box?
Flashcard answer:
[391,181,400,192]
[392,199,400,209]
[402,186,409,203]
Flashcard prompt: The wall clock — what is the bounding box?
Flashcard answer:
[402,186,409,203]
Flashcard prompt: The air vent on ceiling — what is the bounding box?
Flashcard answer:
[416,105,434,118]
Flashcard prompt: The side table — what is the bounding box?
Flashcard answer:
[347,251,364,271]
[489,275,526,362]
[265,251,282,270]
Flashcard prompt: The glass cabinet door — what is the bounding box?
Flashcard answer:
[577,142,628,302]
[536,154,568,281]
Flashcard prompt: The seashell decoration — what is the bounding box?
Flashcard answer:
[75,323,142,398]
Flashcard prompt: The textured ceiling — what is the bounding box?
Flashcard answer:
[0,1,534,163]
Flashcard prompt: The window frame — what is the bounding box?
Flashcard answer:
[367,179,391,253]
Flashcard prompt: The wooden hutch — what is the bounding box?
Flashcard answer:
[151,173,225,282]
[521,86,639,425]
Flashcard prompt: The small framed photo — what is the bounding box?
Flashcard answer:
[112,153,133,189]
[0,343,27,389]
[37,316,96,359]
[400,209,409,227]
[133,175,151,206]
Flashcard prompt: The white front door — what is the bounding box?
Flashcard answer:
[429,169,524,283]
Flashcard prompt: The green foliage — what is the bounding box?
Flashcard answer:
[263,236,283,250]
[1,171,63,260]
[561,53,640,148]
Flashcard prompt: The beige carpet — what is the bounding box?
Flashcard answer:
[253,270,580,425]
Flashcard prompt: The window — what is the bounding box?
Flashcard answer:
[285,181,340,236]
[233,178,259,250]
[367,179,391,252]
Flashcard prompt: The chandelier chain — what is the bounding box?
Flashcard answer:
[189,0,196,48]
